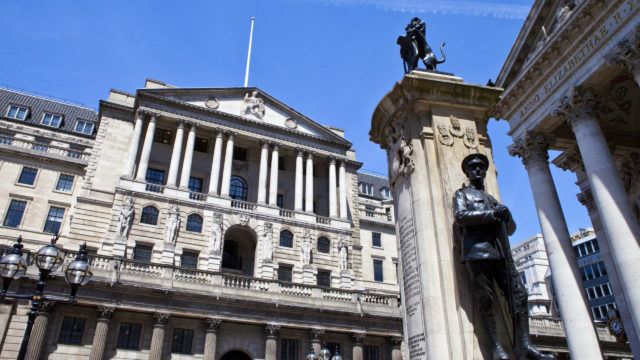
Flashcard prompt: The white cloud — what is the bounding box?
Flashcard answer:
[292,0,531,19]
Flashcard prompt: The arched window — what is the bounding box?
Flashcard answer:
[317,236,330,253]
[186,214,203,233]
[229,176,248,201]
[140,206,159,225]
[279,230,293,248]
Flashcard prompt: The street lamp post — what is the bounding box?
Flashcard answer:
[0,235,92,360]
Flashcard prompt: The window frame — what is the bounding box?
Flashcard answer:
[17,166,38,186]
[171,328,194,354]
[116,322,143,349]
[280,338,299,360]
[317,236,331,254]
[145,168,165,185]
[133,243,153,262]
[317,269,331,288]
[279,230,294,248]
[185,213,203,233]
[43,205,66,234]
[278,264,293,283]
[6,104,29,120]
[57,316,86,345]
[140,206,159,225]
[3,199,28,228]
[153,128,173,145]
[373,259,384,282]
[233,146,248,162]
[188,176,204,193]
[180,250,199,269]
[194,137,209,153]
[380,187,392,199]
[229,175,248,201]
[41,112,64,128]
[74,119,95,135]
[371,232,382,248]
[55,174,75,193]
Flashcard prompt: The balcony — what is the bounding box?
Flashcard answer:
[359,207,394,225]
[0,132,90,165]
[529,316,618,342]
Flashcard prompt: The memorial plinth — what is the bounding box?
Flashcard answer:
[370,70,503,359]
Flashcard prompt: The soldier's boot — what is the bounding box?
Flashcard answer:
[479,303,510,360]
[515,317,555,360]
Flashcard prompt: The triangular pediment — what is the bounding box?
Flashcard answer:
[139,87,350,147]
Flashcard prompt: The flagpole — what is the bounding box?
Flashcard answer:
[244,17,255,87]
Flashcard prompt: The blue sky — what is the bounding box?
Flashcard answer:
[0,0,591,243]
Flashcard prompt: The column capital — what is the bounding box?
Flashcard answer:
[264,323,280,339]
[135,109,147,120]
[224,130,236,139]
[205,317,222,333]
[389,335,403,348]
[186,121,198,130]
[96,306,115,321]
[36,300,55,316]
[554,147,584,172]
[309,328,325,341]
[270,141,279,150]
[508,131,551,167]
[175,119,186,129]
[214,129,225,138]
[551,86,600,128]
[577,189,596,212]
[306,152,314,160]
[296,147,304,156]
[148,112,159,122]
[260,139,270,148]
[328,156,337,164]
[351,332,366,345]
[606,28,640,77]
[153,312,170,327]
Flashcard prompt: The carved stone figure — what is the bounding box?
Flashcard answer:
[117,196,134,237]
[449,115,464,138]
[262,223,274,262]
[241,90,266,120]
[301,229,312,267]
[338,238,348,272]
[437,124,454,146]
[210,213,223,254]
[397,17,446,73]
[453,154,554,360]
[164,204,181,244]
[385,122,415,185]
[463,127,479,149]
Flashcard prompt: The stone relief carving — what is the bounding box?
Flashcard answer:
[210,213,223,254]
[606,26,640,79]
[436,115,479,149]
[448,115,464,138]
[117,196,134,238]
[238,214,250,226]
[164,204,181,244]
[463,127,479,149]
[241,90,266,120]
[262,222,274,263]
[204,97,219,109]
[338,237,349,272]
[508,131,551,167]
[301,229,312,267]
[552,86,600,126]
[437,125,454,146]
[385,121,415,185]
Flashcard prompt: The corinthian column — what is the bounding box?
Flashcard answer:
[305,153,314,213]
[555,86,640,350]
[257,141,269,204]
[295,149,304,211]
[351,332,365,360]
[607,29,640,86]
[309,328,324,355]
[24,301,54,360]
[204,318,221,360]
[166,121,185,188]
[135,113,157,181]
[264,324,280,360]
[328,157,337,217]
[89,306,115,360]
[509,131,602,359]
[220,132,235,197]
[268,143,280,206]
[389,336,403,360]
[209,131,224,195]
[123,111,145,178]
[179,123,197,190]
[149,312,170,360]
[339,161,348,219]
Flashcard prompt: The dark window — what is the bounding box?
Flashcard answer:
[18,167,38,185]
[592,306,602,320]
[373,259,384,282]
[3,199,27,228]
[278,156,285,171]
[194,137,208,153]
[326,343,341,357]
[145,168,165,185]
[140,206,159,225]
[233,146,247,161]
[171,328,194,354]
[278,265,293,282]
[74,120,95,135]
[317,237,330,253]
[188,177,203,193]
[229,176,248,201]
[186,214,203,233]
[58,316,86,345]
[42,113,63,128]
[133,244,153,262]
[281,338,298,360]
[43,206,65,234]
[520,272,527,285]
[279,230,294,248]
[181,251,199,269]
[317,270,331,287]
[277,194,284,208]
[593,240,600,252]
[222,240,242,270]
[117,322,142,349]
[364,345,380,360]
[153,128,172,144]
[56,174,74,192]
[372,232,381,247]
[598,262,607,276]
[6,105,28,120]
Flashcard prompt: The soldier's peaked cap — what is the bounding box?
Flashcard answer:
[461,153,489,173]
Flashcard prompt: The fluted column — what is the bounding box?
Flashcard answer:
[89,306,115,360]
[264,324,280,360]
[166,121,185,187]
[305,153,314,213]
[389,336,403,360]
[295,149,304,211]
[179,123,197,190]
[509,131,603,359]
[309,328,324,356]
[209,131,224,195]
[204,318,221,360]
[351,332,365,360]
[268,143,280,206]
[220,132,235,197]
[556,86,640,351]
[135,113,157,181]
[339,161,347,219]
[149,312,170,360]
[123,111,145,178]
[328,158,337,217]
[606,29,640,86]
[24,301,54,360]
[257,141,269,204]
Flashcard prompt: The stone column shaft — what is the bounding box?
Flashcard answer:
[124,113,144,178]
[390,336,403,360]
[149,313,170,360]
[179,124,197,190]
[89,306,114,360]
[209,131,224,195]
[204,318,221,360]
[339,161,348,219]
[135,114,157,181]
[329,158,337,217]
[268,144,279,206]
[220,133,235,197]
[295,150,304,211]
[257,141,269,204]
[351,333,365,360]
[264,324,280,360]
[305,154,314,213]
[166,121,185,187]
[24,302,53,360]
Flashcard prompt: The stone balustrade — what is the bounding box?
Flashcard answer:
[529,316,619,342]
[0,132,90,163]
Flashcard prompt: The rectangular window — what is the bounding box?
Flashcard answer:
[188,176,203,193]
[277,194,284,209]
[194,137,208,153]
[181,251,199,269]
[117,322,142,349]
[364,345,380,360]
[58,317,86,345]
[55,174,74,192]
[74,120,95,135]
[42,113,63,128]
[280,338,298,360]
[317,270,331,287]
[598,262,607,276]
[592,307,602,320]
[373,259,384,282]
[587,287,596,300]
[603,283,612,296]
[372,232,381,247]
[520,272,527,285]
[153,128,172,144]
[584,266,594,280]
[43,206,65,234]
[171,328,194,354]
[359,182,373,196]
[233,146,247,161]
[145,168,165,185]
[592,240,600,252]
[6,105,28,120]
[278,265,293,283]
[133,244,153,262]
[3,199,27,228]
[18,167,38,185]
[595,285,604,298]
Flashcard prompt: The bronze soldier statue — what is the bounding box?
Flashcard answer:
[453,154,555,360]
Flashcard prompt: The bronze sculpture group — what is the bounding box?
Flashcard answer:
[397,17,446,73]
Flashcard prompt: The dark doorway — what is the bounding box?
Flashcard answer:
[220,350,252,360]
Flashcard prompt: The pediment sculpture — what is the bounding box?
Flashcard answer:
[241,90,266,120]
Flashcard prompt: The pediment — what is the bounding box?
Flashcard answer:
[140,87,350,147]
